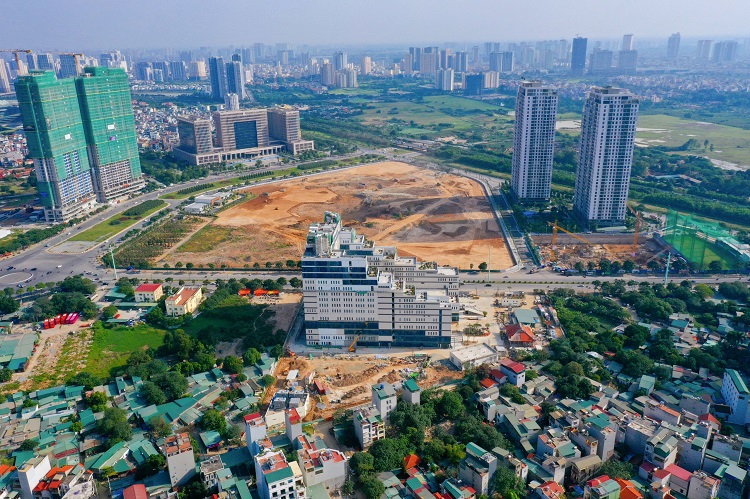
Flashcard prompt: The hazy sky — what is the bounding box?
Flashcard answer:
[4,0,749,50]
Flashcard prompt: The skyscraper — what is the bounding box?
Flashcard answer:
[169,61,187,81]
[15,71,96,222]
[435,68,454,91]
[453,51,468,72]
[226,60,246,100]
[589,49,613,74]
[208,56,227,100]
[76,67,144,203]
[571,36,588,75]
[696,40,713,60]
[419,52,437,76]
[333,52,347,71]
[621,34,634,51]
[573,87,639,226]
[58,54,81,79]
[667,33,681,59]
[712,41,738,62]
[511,81,558,202]
[320,62,335,86]
[36,54,55,71]
[360,56,372,76]
[134,61,152,81]
[618,50,638,74]
[225,93,240,110]
[0,61,11,93]
[409,47,422,71]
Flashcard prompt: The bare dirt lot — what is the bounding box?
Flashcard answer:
[171,162,513,270]
[536,237,663,269]
[273,353,463,420]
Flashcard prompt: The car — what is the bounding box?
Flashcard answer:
[30,268,37,271]
[56,265,63,268]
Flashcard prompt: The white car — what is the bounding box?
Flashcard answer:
[56,265,63,268]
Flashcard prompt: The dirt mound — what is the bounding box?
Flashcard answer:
[443,225,470,238]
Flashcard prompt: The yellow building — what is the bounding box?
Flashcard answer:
[134,283,164,303]
[165,287,203,316]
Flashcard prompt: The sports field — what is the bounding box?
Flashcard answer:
[170,162,513,270]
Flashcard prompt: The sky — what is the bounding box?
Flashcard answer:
[3,0,749,50]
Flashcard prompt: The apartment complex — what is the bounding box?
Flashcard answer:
[511,81,558,202]
[302,212,458,349]
[174,107,313,165]
[15,69,143,222]
[165,287,203,316]
[721,369,750,425]
[573,87,639,227]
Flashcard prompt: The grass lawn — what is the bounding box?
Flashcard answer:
[70,200,167,242]
[183,296,275,343]
[637,114,750,167]
[84,322,166,379]
[176,225,235,253]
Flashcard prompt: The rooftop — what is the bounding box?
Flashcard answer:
[135,283,162,293]
[166,287,201,307]
[725,369,749,394]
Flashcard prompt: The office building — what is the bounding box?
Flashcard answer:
[214,108,269,152]
[302,212,457,349]
[333,51,347,70]
[667,33,681,59]
[226,60,246,100]
[573,87,639,227]
[134,283,163,303]
[225,92,240,110]
[589,49,613,74]
[571,36,588,75]
[176,115,214,162]
[0,61,10,93]
[320,62,335,86]
[360,56,372,75]
[58,54,82,79]
[436,68,454,91]
[622,34,634,51]
[511,81,558,202]
[76,67,144,203]
[163,433,196,487]
[696,40,713,60]
[464,73,484,96]
[722,369,750,425]
[268,107,314,155]
[208,56,227,100]
[453,51,468,72]
[151,61,170,80]
[15,71,96,222]
[617,50,638,74]
[26,53,38,71]
[165,287,203,316]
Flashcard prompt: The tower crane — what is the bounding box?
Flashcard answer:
[626,204,644,255]
[0,49,32,76]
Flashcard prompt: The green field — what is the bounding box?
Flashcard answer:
[84,323,166,379]
[636,114,750,168]
[70,200,167,242]
[183,296,275,344]
[176,225,235,253]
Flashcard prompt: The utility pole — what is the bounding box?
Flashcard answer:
[108,244,119,281]
[487,246,492,284]
[664,252,671,285]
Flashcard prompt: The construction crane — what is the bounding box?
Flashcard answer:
[626,205,643,255]
[0,49,32,76]
[348,335,361,353]
[548,221,612,262]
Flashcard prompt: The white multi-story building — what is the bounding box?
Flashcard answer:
[353,406,386,449]
[573,87,639,226]
[163,432,196,487]
[302,212,458,349]
[436,68,454,91]
[372,382,397,420]
[295,434,347,490]
[254,449,306,499]
[18,456,51,499]
[511,81,558,202]
[722,369,750,425]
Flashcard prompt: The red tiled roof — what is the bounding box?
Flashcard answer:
[135,283,161,292]
[123,484,148,499]
[403,454,421,469]
[698,413,720,424]
[500,358,526,374]
[666,464,691,482]
[640,461,656,473]
[479,378,497,389]
[506,323,534,343]
[654,469,670,479]
[587,475,611,488]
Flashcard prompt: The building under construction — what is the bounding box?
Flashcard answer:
[663,211,750,270]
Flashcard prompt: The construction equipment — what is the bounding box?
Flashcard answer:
[348,335,361,353]
[626,205,643,255]
[548,221,612,262]
[0,49,32,76]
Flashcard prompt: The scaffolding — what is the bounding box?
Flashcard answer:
[663,211,749,270]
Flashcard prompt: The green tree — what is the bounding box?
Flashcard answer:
[598,459,635,479]
[243,348,262,366]
[59,276,96,294]
[0,289,19,314]
[18,439,38,451]
[116,277,135,297]
[694,283,714,299]
[66,372,101,391]
[261,375,276,387]
[140,381,167,405]
[102,305,119,320]
[478,262,488,271]
[86,391,109,412]
[289,277,303,288]
[369,437,409,472]
[222,355,243,374]
[70,421,83,433]
[349,452,375,476]
[0,368,12,382]
[200,409,227,433]
[437,391,465,420]
[152,371,188,402]
[493,465,526,499]
[360,476,385,499]
[97,407,132,446]
[148,416,173,438]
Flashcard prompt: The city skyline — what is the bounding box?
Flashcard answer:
[2,0,749,49]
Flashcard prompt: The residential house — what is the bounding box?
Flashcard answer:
[645,427,679,468]
[402,379,421,405]
[570,454,602,484]
[162,433,196,487]
[505,324,534,348]
[499,359,526,387]
[665,464,691,495]
[372,383,397,421]
[353,407,385,450]
[294,434,347,490]
[722,369,750,425]
[535,481,564,499]
[584,475,621,499]
[459,443,497,496]
[717,464,747,499]
[254,448,306,499]
[687,471,720,499]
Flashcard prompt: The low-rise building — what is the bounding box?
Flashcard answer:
[644,399,682,425]
[372,383,397,421]
[402,379,421,405]
[570,454,602,484]
[254,448,306,499]
[535,481,564,499]
[584,475,621,499]
[450,344,503,370]
[134,283,163,303]
[645,427,679,469]
[165,287,203,316]
[717,464,746,499]
[163,432,196,487]
[295,434,347,490]
[687,471,720,499]
[459,442,497,496]
[353,406,385,449]
[499,358,526,387]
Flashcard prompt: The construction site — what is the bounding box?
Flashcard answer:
[268,353,463,421]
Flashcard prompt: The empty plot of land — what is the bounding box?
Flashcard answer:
[171,162,513,270]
